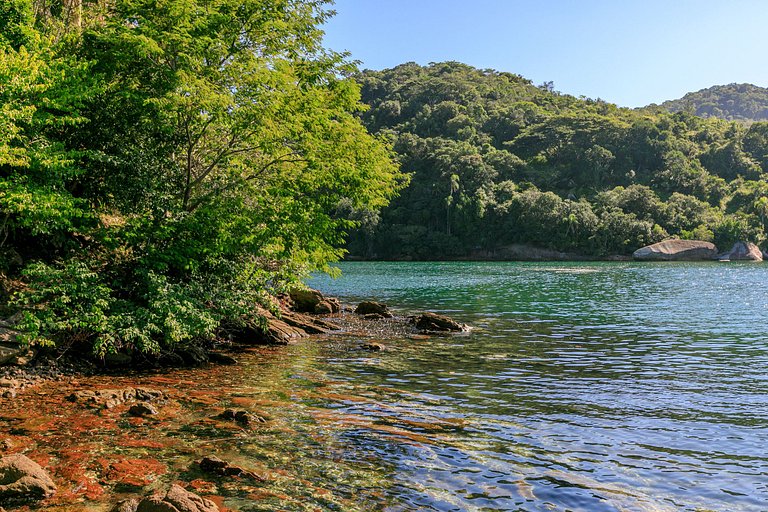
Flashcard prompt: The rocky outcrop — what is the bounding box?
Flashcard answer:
[289,288,341,315]
[719,241,763,261]
[0,454,57,503]
[229,309,340,345]
[411,312,469,333]
[354,301,393,318]
[130,484,219,512]
[632,240,718,261]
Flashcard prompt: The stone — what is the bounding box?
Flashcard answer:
[128,402,159,417]
[197,456,265,482]
[412,312,469,333]
[361,342,385,351]
[228,309,339,345]
[632,240,718,261]
[176,345,209,366]
[719,241,763,261]
[67,387,165,409]
[112,498,140,512]
[207,352,237,365]
[136,484,219,512]
[215,409,267,426]
[288,288,325,313]
[0,453,57,502]
[103,352,133,367]
[354,301,392,318]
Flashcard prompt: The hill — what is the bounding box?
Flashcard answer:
[656,83,768,123]
[345,62,768,260]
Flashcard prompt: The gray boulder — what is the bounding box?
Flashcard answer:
[720,241,763,261]
[633,240,718,261]
[0,453,57,502]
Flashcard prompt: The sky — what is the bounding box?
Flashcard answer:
[321,0,768,108]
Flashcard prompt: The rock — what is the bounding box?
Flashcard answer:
[361,313,389,320]
[0,453,57,502]
[128,402,159,417]
[288,288,325,313]
[632,240,718,261]
[197,455,265,482]
[228,309,340,345]
[313,298,341,315]
[177,345,209,366]
[112,498,140,512]
[67,387,165,409]
[215,409,267,426]
[207,352,237,365]
[412,312,469,333]
[2,388,16,399]
[103,352,133,367]
[361,342,385,351]
[354,301,392,318]
[136,484,219,512]
[720,241,763,261]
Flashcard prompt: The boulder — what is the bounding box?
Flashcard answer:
[135,484,219,512]
[67,387,165,409]
[412,312,469,333]
[215,409,268,426]
[354,301,392,318]
[289,289,341,314]
[288,288,324,312]
[632,240,718,261]
[720,241,763,261]
[0,454,57,502]
[361,342,385,351]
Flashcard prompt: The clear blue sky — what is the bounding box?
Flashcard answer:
[321,0,768,108]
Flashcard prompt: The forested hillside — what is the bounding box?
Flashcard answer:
[347,62,768,259]
[0,0,403,356]
[658,83,768,123]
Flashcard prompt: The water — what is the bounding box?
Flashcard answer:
[308,261,768,511]
[6,261,768,511]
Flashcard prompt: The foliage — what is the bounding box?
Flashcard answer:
[656,83,768,123]
[1,0,403,356]
[347,62,768,259]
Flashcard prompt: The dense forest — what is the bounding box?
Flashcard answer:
[0,0,404,356]
[657,83,768,123]
[345,62,768,260]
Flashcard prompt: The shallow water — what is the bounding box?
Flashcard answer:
[4,261,768,511]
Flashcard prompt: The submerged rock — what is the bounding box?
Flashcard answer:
[128,402,159,417]
[132,484,219,512]
[215,408,268,426]
[67,387,165,409]
[197,455,265,482]
[0,453,57,503]
[720,241,763,261]
[361,342,385,351]
[412,312,469,333]
[354,301,392,318]
[632,240,718,261]
[207,352,237,365]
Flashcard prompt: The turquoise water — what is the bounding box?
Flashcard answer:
[307,261,768,511]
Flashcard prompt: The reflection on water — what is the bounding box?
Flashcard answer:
[4,262,768,511]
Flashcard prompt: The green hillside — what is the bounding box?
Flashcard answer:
[657,83,768,123]
[346,62,768,259]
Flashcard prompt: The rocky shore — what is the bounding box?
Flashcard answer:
[0,289,469,511]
